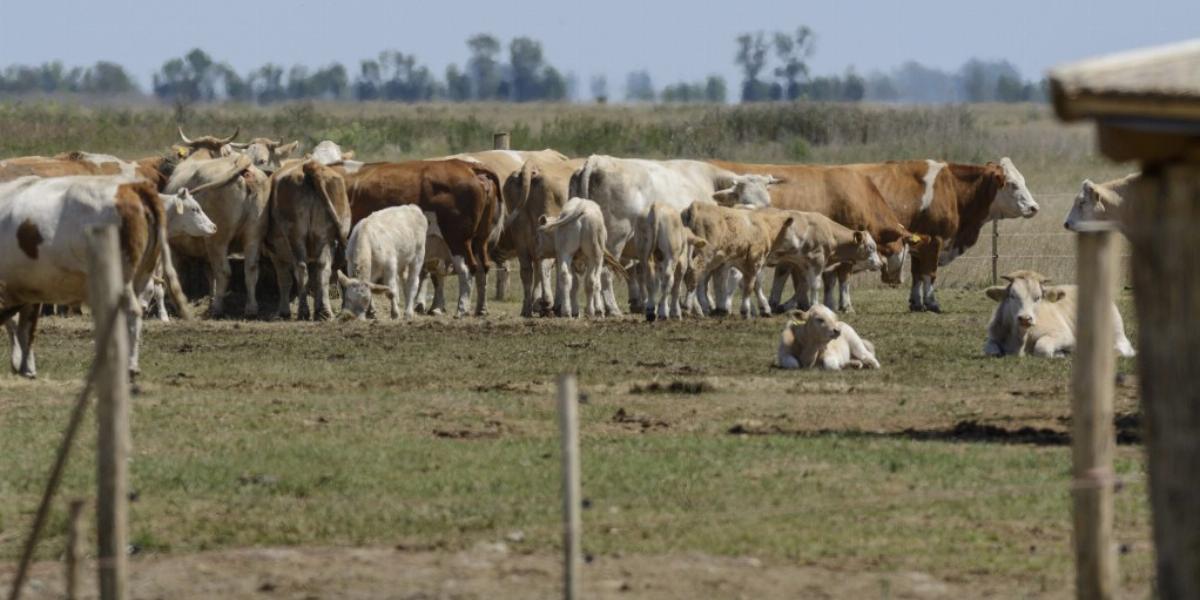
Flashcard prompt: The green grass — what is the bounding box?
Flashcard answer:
[0,289,1152,595]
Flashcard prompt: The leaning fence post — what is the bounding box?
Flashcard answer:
[65,499,86,600]
[1071,223,1119,600]
[557,373,582,600]
[991,220,1000,286]
[493,130,512,301]
[86,225,130,600]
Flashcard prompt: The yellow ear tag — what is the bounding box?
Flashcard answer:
[177,147,188,158]
[789,319,805,327]
[909,234,921,243]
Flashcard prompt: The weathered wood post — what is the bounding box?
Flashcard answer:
[1071,223,1119,599]
[1052,39,1200,599]
[557,373,582,600]
[65,499,86,600]
[493,131,512,301]
[991,220,1000,285]
[85,225,130,600]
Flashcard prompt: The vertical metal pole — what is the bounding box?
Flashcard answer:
[557,374,581,600]
[65,499,86,600]
[86,225,130,600]
[1071,226,1118,600]
[991,219,999,286]
[493,130,511,301]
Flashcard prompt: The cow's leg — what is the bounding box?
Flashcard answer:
[123,283,144,376]
[242,241,262,319]
[450,255,472,318]
[293,250,311,321]
[710,265,729,316]
[821,271,838,309]
[554,253,571,318]
[386,265,402,320]
[539,259,555,314]
[585,260,602,318]
[472,238,489,317]
[430,270,447,316]
[311,247,334,321]
[403,259,422,320]
[804,267,822,310]
[769,265,791,313]
[9,306,38,378]
[641,257,658,322]
[696,266,714,316]
[740,267,756,319]
[518,255,535,318]
[206,242,232,318]
[626,261,644,314]
[272,255,293,320]
[922,274,941,313]
[837,266,855,314]
[754,269,772,317]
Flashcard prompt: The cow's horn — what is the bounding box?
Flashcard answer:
[218,127,240,144]
[178,126,194,144]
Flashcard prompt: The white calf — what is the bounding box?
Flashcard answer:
[338,205,427,320]
[776,305,880,370]
[538,197,622,318]
[638,201,707,321]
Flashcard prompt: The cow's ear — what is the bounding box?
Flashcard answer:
[788,309,808,323]
[853,231,865,244]
[1044,287,1066,302]
[278,141,300,157]
[688,233,708,249]
[341,150,355,160]
[1081,179,1096,199]
[713,187,736,205]
[369,283,395,298]
[537,215,549,226]
[173,198,185,214]
[336,270,352,288]
[985,286,1007,302]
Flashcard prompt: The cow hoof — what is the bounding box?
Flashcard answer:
[925,303,943,314]
[909,303,926,313]
[429,308,444,317]
[244,303,259,318]
[710,308,729,317]
[841,306,856,315]
[18,370,36,380]
[316,311,333,322]
[645,310,656,322]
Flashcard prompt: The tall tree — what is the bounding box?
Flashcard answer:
[735,32,770,102]
[466,33,502,100]
[774,26,815,100]
[625,70,655,102]
[590,74,608,103]
[508,37,545,102]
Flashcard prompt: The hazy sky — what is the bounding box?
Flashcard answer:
[1,0,1194,96]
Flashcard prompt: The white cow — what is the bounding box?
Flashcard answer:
[776,305,880,370]
[310,140,357,166]
[538,197,623,318]
[568,155,778,315]
[0,176,190,377]
[337,205,428,320]
[141,188,220,321]
[1063,173,1140,233]
[983,270,1135,358]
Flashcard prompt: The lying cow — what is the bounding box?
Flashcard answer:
[765,212,885,311]
[538,198,625,318]
[983,270,1135,358]
[776,305,880,370]
[0,177,190,377]
[1063,173,1140,234]
[338,205,427,320]
[639,202,707,321]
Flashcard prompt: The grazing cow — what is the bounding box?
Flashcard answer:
[227,138,300,173]
[164,153,271,317]
[0,176,190,377]
[983,270,1135,358]
[502,156,585,316]
[537,198,624,318]
[569,155,778,315]
[638,201,707,321]
[345,159,502,317]
[267,160,352,320]
[776,305,880,370]
[337,205,427,320]
[1063,173,1140,233]
[765,211,885,311]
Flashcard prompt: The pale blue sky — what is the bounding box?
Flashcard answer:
[1,0,1194,95]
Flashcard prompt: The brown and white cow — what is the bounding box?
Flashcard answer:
[0,176,190,377]
[1,152,171,190]
[164,153,271,318]
[345,159,502,317]
[267,160,352,321]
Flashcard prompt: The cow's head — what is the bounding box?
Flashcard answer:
[337,270,393,321]
[875,232,927,285]
[844,230,885,273]
[176,126,239,159]
[310,140,354,166]
[1063,179,1113,231]
[984,270,1065,331]
[712,174,780,208]
[788,305,842,345]
[228,138,300,173]
[989,157,1039,220]
[161,188,217,237]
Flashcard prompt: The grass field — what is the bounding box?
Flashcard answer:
[0,290,1150,598]
[0,101,1152,598]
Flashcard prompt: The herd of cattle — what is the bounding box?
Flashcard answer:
[0,128,1139,377]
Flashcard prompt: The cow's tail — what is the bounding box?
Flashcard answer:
[572,155,597,199]
[465,165,505,247]
[136,183,191,320]
[603,251,629,281]
[644,203,660,264]
[304,160,349,249]
[507,161,534,228]
[538,205,586,233]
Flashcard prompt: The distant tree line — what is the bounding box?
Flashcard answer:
[0,30,1044,105]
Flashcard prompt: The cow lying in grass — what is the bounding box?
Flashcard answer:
[338,205,427,320]
[983,270,1135,358]
[776,305,880,370]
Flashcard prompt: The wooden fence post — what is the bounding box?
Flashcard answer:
[65,499,86,600]
[557,374,582,600]
[1071,224,1119,600]
[86,225,130,600]
[991,220,1000,286]
[493,131,511,301]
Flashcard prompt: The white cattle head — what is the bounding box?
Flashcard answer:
[988,157,1039,220]
[712,174,780,208]
[311,140,355,166]
[337,270,393,321]
[985,270,1065,331]
[227,138,300,172]
[788,305,842,344]
[161,188,217,237]
[1063,178,1114,231]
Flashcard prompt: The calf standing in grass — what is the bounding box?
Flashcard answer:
[776,305,880,370]
[765,211,885,312]
[338,205,427,320]
[983,270,1135,358]
[639,201,707,321]
[538,197,624,318]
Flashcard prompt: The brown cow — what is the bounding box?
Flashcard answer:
[266,160,352,320]
[345,159,502,317]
